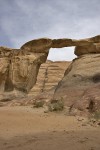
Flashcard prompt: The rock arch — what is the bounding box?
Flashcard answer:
[0,35,100,100]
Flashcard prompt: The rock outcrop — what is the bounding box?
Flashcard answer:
[0,35,100,116]
[0,39,50,100]
[54,54,100,115]
[29,60,70,97]
[75,43,100,56]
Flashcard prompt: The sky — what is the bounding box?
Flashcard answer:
[0,0,100,61]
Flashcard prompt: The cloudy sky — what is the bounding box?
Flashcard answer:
[0,0,100,61]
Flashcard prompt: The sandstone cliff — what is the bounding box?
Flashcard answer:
[0,35,100,116]
[54,54,100,115]
[0,38,51,101]
[29,60,70,97]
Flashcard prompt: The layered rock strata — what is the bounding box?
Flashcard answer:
[29,60,70,97]
[0,39,50,100]
[0,34,100,112]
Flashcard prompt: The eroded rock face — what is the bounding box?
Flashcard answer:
[70,84,100,116]
[29,60,70,97]
[52,35,100,48]
[0,39,50,100]
[75,43,100,56]
[54,54,100,115]
[21,38,52,54]
[0,35,100,113]
[52,35,100,56]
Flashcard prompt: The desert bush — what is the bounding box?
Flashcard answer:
[93,111,100,120]
[48,98,64,112]
[34,100,44,108]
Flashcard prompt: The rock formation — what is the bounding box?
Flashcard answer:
[0,35,100,116]
[29,60,70,97]
[54,54,100,114]
[0,38,51,100]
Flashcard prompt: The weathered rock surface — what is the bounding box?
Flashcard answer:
[21,38,52,54]
[0,39,49,101]
[0,35,100,116]
[54,54,100,115]
[52,35,100,56]
[29,60,70,97]
[70,84,100,116]
[52,35,100,48]
[75,43,100,56]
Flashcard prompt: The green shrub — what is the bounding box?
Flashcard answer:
[93,111,100,120]
[48,99,64,112]
[34,100,44,108]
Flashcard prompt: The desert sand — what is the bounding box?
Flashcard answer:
[0,106,100,150]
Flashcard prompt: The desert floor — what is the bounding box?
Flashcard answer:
[0,106,100,150]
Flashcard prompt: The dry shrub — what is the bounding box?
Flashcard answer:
[93,111,100,120]
[34,100,44,108]
[48,98,64,112]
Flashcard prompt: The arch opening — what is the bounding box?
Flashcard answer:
[47,47,76,61]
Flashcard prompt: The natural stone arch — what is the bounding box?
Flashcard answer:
[0,35,100,101]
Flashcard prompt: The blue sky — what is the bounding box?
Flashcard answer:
[0,0,100,60]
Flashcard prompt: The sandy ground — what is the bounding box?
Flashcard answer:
[0,106,100,150]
